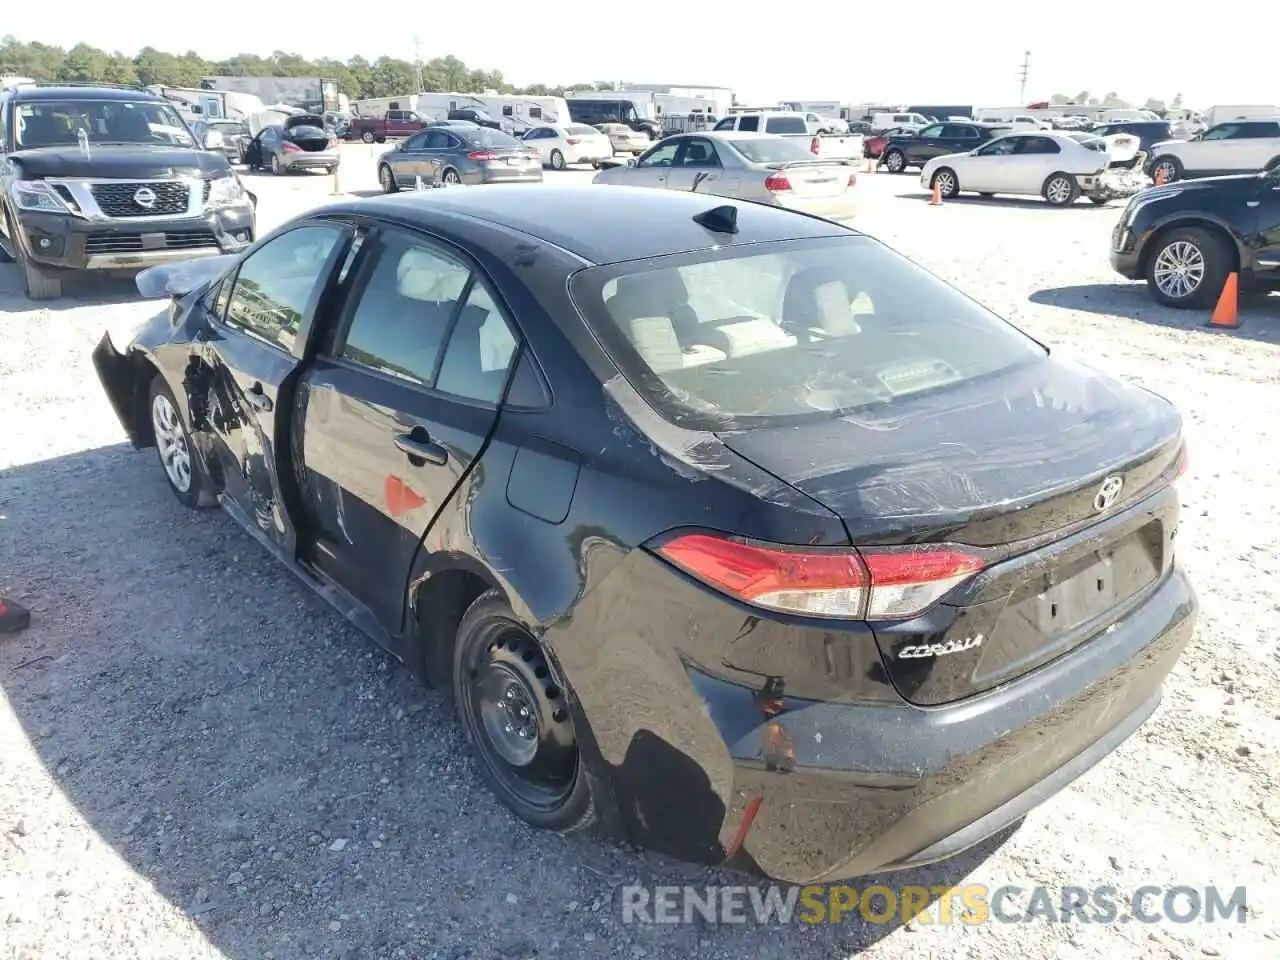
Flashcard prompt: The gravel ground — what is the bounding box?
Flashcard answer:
[1,148,1278,960]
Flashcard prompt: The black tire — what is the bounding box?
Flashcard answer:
[1042,172,1080,206]
[883,148,906,173]
[1089,196,1110,206]
[379,164,398,194]
[147,374,206,508]
[270,154,282,176]
[550,149,566,171]
[931,167,960,199]
[1150,155,1182,184]
[441,168,461,185]
[0,209,14,264]
[1144,226,1232,310]
[453,590,594,832]
[979,192,994,198]
[15,239,61,300]
[361,130,375,144]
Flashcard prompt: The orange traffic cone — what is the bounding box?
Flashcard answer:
[929,181,942,205]
[1154,166,1166,187]
[1208,273,1240,329]
[866,155,876,174]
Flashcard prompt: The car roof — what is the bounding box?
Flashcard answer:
[8,85,165,103]
[350,184,855,265]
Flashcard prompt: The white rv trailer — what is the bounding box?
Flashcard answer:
[781,101,842,117]
[353,92,570,131]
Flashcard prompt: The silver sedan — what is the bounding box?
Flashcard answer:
[592,132,859,220]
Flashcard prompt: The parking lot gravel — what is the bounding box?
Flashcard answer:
[2,147,1278,960]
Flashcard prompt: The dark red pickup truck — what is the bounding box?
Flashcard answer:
[348,109,428,143]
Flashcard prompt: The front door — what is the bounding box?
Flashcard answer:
[906,123,947,165]
[963,136,1019,193]
[1253,167,1280,274]
[200,222,352,555]
[665,137,724,194]
[628,138,681,190]
[296,225,522,632]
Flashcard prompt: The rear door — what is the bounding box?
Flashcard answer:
[200,222,353,554]
[295,225,523,632]
[1006,135,1063,192]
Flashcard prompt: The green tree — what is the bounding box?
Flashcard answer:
[58,43,108,82]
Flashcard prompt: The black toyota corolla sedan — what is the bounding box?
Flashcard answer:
[92,184,1195,884]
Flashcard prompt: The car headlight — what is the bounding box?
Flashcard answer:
[206,174,246,208]
[11,180,70,213]
[1126,188,1181,225]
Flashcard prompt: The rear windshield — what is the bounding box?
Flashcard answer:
[469,127,522,148]
[569,236,1047,429]
[727,136,821,164]
[566,124,599,136]
[764,116,808,134]
[287,125,328,139]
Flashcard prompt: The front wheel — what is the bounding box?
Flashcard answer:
[379,164,398,193]
[1042,173,1080,206]
[1089,196,1110,206]
[883,149,906,173]
[361,130,375,144]
[149,375,206,508]
[931,167,959,199]
[16,241,61,300]
[1146,226,1232,309]
[1150,155,1182,184]
[453,590,595,831]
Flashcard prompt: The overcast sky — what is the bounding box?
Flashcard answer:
[14,5,1271,109]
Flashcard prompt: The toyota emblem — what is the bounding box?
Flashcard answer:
[133,187,157,209]
[1093,475,1124,513]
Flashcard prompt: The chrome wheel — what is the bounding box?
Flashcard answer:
[151,392,193,493]
[1154,160,1178,183]
[443,169,461,185]
[933,169,956,197]
[885,150,904,172]
[1045,175,1074,205]
[1152,240,1205,300]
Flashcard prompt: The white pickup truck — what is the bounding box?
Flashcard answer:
[712,112,863,159]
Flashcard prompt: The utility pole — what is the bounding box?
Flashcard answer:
[1017,50,1031,104]
[413,35,424,93]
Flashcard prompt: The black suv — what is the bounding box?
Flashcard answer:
[880,121,1009,173]
[0,83,256,300]
[1110,163,1280,307]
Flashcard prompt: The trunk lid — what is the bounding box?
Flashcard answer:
[717,356,1183,705]
[771,161,851,197]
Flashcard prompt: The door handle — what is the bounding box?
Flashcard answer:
[245,383,273,412]
[395,431,448,466]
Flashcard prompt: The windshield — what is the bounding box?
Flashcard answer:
[727,136,821,164]
[15,98,195,148]
[764,116,808,134]
[569,236,1047,429]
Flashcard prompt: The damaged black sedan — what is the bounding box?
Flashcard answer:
[92,184,1196,884]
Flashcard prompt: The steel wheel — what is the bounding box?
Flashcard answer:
[462,623,577,811]
[150,389,196,498]
[884,149,905,173]
[1152,240,1206,301]
[1153,158,1179,184]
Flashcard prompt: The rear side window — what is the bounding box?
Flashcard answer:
[568,237,1046,429]
[338,233,471,384]
[737,115,759,132]
[224,225,345,352]
[764,116,807,134]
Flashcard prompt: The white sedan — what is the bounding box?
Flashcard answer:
[918,131,1150,206]
[521,123,615,170]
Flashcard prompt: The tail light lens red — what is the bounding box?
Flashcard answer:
[810,136,821,155]
[281,142,300,153]
[468,150,498,161]
[764,174,791,192]
[1173,443,1189,479]
[566,137,581,145]
[653,533,985,621]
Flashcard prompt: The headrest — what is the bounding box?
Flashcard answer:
[395,248,467,302]
[784,266,861,336]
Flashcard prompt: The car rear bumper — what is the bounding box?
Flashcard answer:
[477,165,544,184]
[773,192,858,221]
[14,204,254,274]
[91,332,147,447]
[554,551,1196,885]
[281,151,339,171]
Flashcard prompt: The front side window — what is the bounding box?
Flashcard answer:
[338,232,471,385]
[637,141,679,167]
[976,137,1018,157]
[918,124,945,138]
[14,98,195,148]
[568,237,1046,429]
[224,225,345,351]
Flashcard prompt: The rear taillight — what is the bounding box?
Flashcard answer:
[653,533,985,621]
[281,142,300,153]
[810,136,821,155]
[566,137,581,145]
[1173,443,1189,479]
[764,174,791,192]
[468,150,498,161]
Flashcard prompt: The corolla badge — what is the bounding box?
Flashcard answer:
[133,187,157,209]
[898,634,984,660]
[1093,475,1124,513]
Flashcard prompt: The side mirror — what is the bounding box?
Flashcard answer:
[203,129,225,150]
